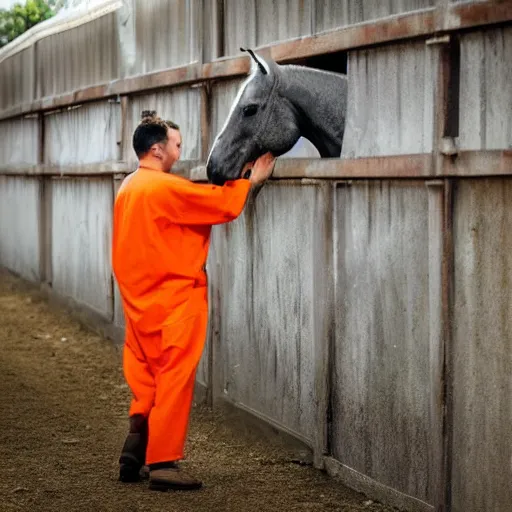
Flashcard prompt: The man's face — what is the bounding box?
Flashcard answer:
[162,127,182,170]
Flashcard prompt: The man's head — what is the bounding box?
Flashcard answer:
[132,110,181,171]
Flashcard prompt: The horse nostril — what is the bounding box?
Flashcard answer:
[209,170,228,186]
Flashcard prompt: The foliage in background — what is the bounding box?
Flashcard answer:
[0,1,61,48]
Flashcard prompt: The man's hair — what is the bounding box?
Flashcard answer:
[132,110,180,158]
[165,119,180,130]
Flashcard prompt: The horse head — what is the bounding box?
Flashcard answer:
[206,49,302,186]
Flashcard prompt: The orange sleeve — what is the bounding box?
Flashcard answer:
[152,177,252,225]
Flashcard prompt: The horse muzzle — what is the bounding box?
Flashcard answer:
[206,162,226,185]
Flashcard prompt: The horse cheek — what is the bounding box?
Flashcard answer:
[274,124,300,155]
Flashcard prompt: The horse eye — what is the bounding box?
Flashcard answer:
[243,104,258,117]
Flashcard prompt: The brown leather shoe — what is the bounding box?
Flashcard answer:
[149,467,203,491]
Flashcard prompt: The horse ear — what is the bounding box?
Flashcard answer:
[240,47,268,75]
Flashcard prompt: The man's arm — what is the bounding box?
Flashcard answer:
[152,178,253,226]
[152,152,276,226]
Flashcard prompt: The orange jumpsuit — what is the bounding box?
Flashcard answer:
[112,164,251,465]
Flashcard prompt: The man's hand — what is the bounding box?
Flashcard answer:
[245,152,276,186]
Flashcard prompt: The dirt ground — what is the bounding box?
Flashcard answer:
[0,270,398,512]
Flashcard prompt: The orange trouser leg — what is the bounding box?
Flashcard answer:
[123,319,158,418]
[145,309,208,465]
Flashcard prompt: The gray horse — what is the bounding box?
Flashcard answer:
[206,48,348,185]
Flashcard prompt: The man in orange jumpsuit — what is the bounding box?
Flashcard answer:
[112,110,275,491]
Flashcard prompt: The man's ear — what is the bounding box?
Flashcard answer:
[150,143,163,160]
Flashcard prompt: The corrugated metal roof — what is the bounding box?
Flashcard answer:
[0,0,122,65]
[0,47,35,110]
[36,13,121,98]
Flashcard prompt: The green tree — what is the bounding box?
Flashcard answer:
[0,1,56,48]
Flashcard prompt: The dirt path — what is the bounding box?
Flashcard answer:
[0,270,397,512]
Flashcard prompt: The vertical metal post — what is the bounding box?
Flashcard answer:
[428,4,459,508]
[217,0,225,59]
[431,0,460,174]
[430,35,451,176]
[111,95,129,324]
[209,229,226,409]
[205,257,218,407]
[440,179,454,512]
[119,95,129,162]
[312,181,334,469]
[200,83,212,163]
[38,112,52,287]
[200,64,213,404]
[426,178,453,512]
[112,173,125,328]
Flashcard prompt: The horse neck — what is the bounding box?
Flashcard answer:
[279,65,347,157]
